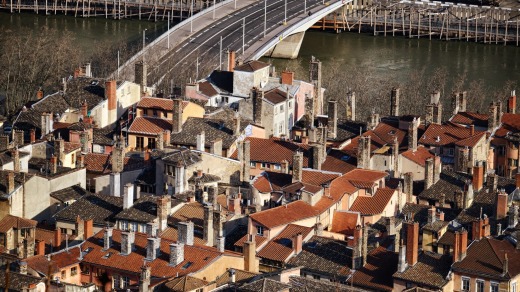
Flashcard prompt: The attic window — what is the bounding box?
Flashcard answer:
[203,257,210,261]
[388,130,396,135]
[102,252,113,259]
[83,247,93,254]
[436,136,440,142]
[341,155,351,161]
[181,262,193,270]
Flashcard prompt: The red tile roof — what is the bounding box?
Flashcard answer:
[321,149,357,174]
[330,211,360,236]
[234,234,268,249]
[26,247,80,275]
[137,97,189,111]
[401,146,434,167]
[0,215,37,233]
[264,88,288,105]
[450,112,489,127]
[348,246,397,291]
[252,170,339,194]
[249,201,318,229]
[252,175,272,193]
[231,137,311,167]
[501,113,520,131]
[81,229,223,278]
[350,188,396,215]
[63,142,81,154]
[198,81,219,97]
[256,224,313,263]
[84,153,145,174]
[454,132,486,147]
[420,123,483,147]
[340,169,387,188]
[129,116,173,135]
[234,60,269,72]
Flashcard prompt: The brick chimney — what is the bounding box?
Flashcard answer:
[390,87,400,116]
[177,221,194,246]
[509,90,516,114]
[405,221,419,266]
[105,80,117,124]
[7,172,14,194]
[327,100,338,139]
[29,129,35,144]
[281,70,294,85]
[54,227,61,248]
[243,234,259,273]
[84,219,93,239]
[472,162,484,191]
[36,88,44,100]
[228,193,241,215]
[172,99,183,134]
[36,240,45,256]
[228,50,236,72]
[496,190,508,220]
[452,228,469,262]
[157,196,171,232]
[292,151,303,183]
[293,233,303,255]
[203,204,214,247]
[169,243,184,266]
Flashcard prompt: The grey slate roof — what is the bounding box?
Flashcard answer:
[161,148,202,166]
[53,193,123,226]
[50,184,88,203]
[239,278,290,292]
[113,196,158,223]
[393,252,452,289]
[93,127,116,146]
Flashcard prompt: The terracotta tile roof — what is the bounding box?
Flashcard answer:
[168,202,205,230]
[256,224,313,262]
[393,251,452,289]
[26,246,81,275]
[252,169,339,194]
[340,169,387,189]
[301,169,340,187]
[349,246,397,291]
[63,142,81,154]
[84,153,146,174]
[164,275,208,291]
[420,123,483,147]
[321,149,357,174]
[160,227,205,245]
[249,201,318,229]
[137,97,173,111]
[437,229,455,246]
[198,81,219,97]
[230,137,311,167]
[53,193,123,226]
[234,60,270,72]
[81,229,222,278]
[240,278,291,292]
[450,112,489,127]
[234,234,268,249]
[287,235,353,281]
[401,146,434,167]
[0,215,37,233]
[252,175,272,193]
[263,88,289,105]
[129,116,172,135]
[454,131,486,147]
[349,188,396,215]
[330,211,360,236]
[215,268,258,287]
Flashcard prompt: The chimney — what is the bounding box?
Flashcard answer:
[386,217,396,236]
[309,56,323,116]
[75,216,84,241]
[473,162,484,191]
[54,227,61,248]
[312,144,323,170]
[252,88,264,126]
[503,253,509,276]
[397,241,407,272]
[368,112,379,130]
[172,99,183,134]
[36,88,44,100]
[169,243,184,266]
[109,173,121,197]
[404,172,414,203]
[238,140,251,183]
[453,230,461,262]
[281,70,294,85]
[470,124,475,136]
[496,190,508,220]
[327,100,338,139]
[157,196,171,232]
[146,237,161,261]
[54,138,65,164]
[111,139,125,173]
[213,210,225,245]
[347,91,356,121]
[208,186,217,206]
[139,265,151,292]
[428,206,436,224]
[390,87,400,116]
[103,228,112,250]
[123,183,134,209]
[146,222,158,238]
[216,237,225,252]
[509,205,519,228]
[393,137,399,178]
[472,217,486,241]
[105,80,117,123]
[7,172,14,193]
[14,130,24,147]
[0,136,8,152]
[36,240,45,256]
[29,129,35,143]
[19,261,27,275]
[243,234,259,273]
[11,149,20,173]
[233,113,241,136]
[228,50,236,72]
[228,194,242,215]
[460,228,468,261]
[452,92,460,115]
[405,221,419,266]
[163,130,171,147]
[210,139,223,156]
[81,100,88,119]
[177,221,194,246]
[362,223,368,266]
[120,231,135,255]
[488,102,498,132]
[433,155,441,184]
[203,204,214,246]
[509,90,517,114]
[293,233,303,255]
[357,135,371,169]
[292,151,303,183]
[155,131,164,151]
[280,160,289,174]
[424,158,434,189]
[196,131,205,152]
[516,173,520,189]
[488,173,499,192]
[134,61,148,94]
[84,219,93,239]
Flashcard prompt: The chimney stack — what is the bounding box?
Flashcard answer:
[390,87,400,116]
[472,161,484,191]
[509,205,519,228]
[84,219,93,239]
[177,221,194,246]
[357,135,371,169]
[54,227,61,249]
[81,100,88,119]
[7,172,14,194]
[428,206,436,224]
[210,139,223,156]
[452,92,460,115]
[488,102,498,132]
[281,70,294,85]
[425,158,434,189]
[172,99,183,134]
[405,221,419,266]
[36,240,45,256]
[233,113,241,136]
[120,231,135,255]
[312,144,324,170]
[196,131,205,152]
[327,100,338,139]
[252,88,264,126]
[397,241,407,273]
[404,172,414,203]
[238,140,251,183]
[509,90,517,114]
[228,50,236,72]
[453,229,468,262]
[292,151,303,183]
[386,217,396,236]
[243,234,259,273]
[157,196,171,232]
[203,204,214,246]
[346,91,356,121]
[496,190,508,220]
[105,80,117,124]
[139,265,151,292]
[36,88,44,100]
[11,149,20,173]
[103,228,112,250]
[156,131,164,151]
[134,61,148,94]
[393,137,399,178]
[146,237,161,261]
[30,129,36,144]
[146,222,158,238]
[123,183,134,209]
[169,243,184,266]
[293,233,303,255]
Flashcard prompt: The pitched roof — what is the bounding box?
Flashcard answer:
[26,246,81,275]
[164,275,209,291]
[420,123,483,147]
[249,201,318,229]
[92,127,116,146]
[128,116,173,135]
[256,224,314,263]
[349,188,396,215]
[53,193,123,225]
[348,246,397,291]
[401,146,434,167]
[49,184,88,203]
[450,112,489,127]
[0,171,32,198]
[0,270,43,291]
[263,88,289,105]
[393,251,452,289]
[0,215,37,233]
[137,97,174,111]
[230,137,311,167]
[81,229,222,278]
[215,268,258,287]
[234,60,270,72]
[113,195,159,223]
[84,153,146,174]
[340,169,387,189]
[287,235,353,281]
[289,276,362,292]
[240,278,291,292]
[168,202,205,231]
[321,149,357,174]
[234,234,268,249]
[330,211,360,236]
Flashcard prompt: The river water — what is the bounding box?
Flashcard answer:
[1,12,519,101]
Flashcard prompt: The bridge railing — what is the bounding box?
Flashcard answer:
[113,0,239,79]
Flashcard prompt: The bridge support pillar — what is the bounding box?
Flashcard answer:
[265,31,305,59]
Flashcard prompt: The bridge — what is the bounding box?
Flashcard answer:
[114,0,348,91]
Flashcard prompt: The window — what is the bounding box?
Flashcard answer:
[153,110,158,117]
[61,228,67,234]
[512,281,517,292]
[279,123,283,134]
[121,221,128,231]
[136,137,144,150]
[312,274,320,280]
[129,222,138,232]
[261,163,267,169]
[71,267,77,276]
[280,104,284,111]
[476,279,484,292]
[81,265,90,275]
[256,225,264,236]
[148,138,156,149]
[274,164,281,170]
[122,276,130,288]
[143,109,148,116]
[498,145,506,156]
[490,282,499,292]
[113,275,121,289]
[461,277,470,291]
[71,153,75,165]
[20,228,30,238]
[289,101,292,108]
[61,270,66,279]
[250,162,256,168]
[448,148,454,156]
